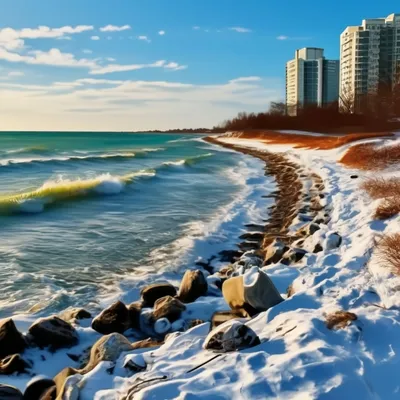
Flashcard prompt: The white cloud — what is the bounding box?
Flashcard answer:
[100,25,131,32]
[106,57,116,62]
[193,26,200,30]
[8,71,24,77]
[138,35,151,43]
[90,59,186,75]
[0,76,283,131]
[277,35,289,40]
[229,27,252,33]
[91,36,100,41]
[276,35,312,41]
[158,30,166,36]
[82,49,93,54]
[0,25,94,50]
[0,47,98,69]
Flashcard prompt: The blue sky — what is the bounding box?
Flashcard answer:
[0,1,397,131]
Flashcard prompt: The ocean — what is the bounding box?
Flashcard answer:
[0,132,272,319]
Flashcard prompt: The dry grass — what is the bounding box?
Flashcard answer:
[227,131,393,150]
[325,311,357,330]
[340,142,400,170]
[361,178,400,219]
[377,233,400,275]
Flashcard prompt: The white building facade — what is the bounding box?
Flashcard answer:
[286,48,339,116]
[340,13,400,110]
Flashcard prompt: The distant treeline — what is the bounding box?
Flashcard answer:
[218,102,400,134]
[133,128,225,134]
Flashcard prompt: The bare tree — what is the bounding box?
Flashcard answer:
[269,101,286,116]
[339,84,355,114]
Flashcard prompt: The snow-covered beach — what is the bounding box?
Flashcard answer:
[2,130,400,399]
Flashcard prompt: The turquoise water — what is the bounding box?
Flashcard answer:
[0,132,272,318]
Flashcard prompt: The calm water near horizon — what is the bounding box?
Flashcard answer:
[0,132,273,318]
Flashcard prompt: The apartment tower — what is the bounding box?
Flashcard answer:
[340,13,400,110]
[286,48,339,116]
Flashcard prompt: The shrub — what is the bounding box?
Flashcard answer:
[377,233,400,275]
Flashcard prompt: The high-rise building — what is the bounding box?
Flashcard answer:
[340,13,400,110]
[286,48,339,116]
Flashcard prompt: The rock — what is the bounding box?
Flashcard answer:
[264,239,289,265]
[243,267,284,312]
[54,367,79,396]
[245,224,265,232]
[139,310,156,337]
[211,311,245,330]
[350,175,358,179]
[23,377,55,400]
[239,232,264,242]
[216,265,235,281]
[141,283,177,307]
[127,301,142,330]
[58,374,82,400]
[223,268,283,317]
[38,386,56,400]
[170,319,186,332]
[131,338,163,350]
[0,384,23,399]
[28,316,78,350]
[297,214,314,222]
[218,250,242,263]
[91,301,129,335]
[281,248,308,265]
[0,319,26,359]
[154,318,171,335]
[59,308,91,323]
[0,354,31,375]
[238,241,259,251]
[236,251,263,270]
[153,296,186,323]
[298,223,321,236]
[187,319,205,329]
[313,243,323,253]
[123,354,146,373]
[204,320,260,352]
[324,232,342,251]
[81,333,133,374]
[178,270,208,303]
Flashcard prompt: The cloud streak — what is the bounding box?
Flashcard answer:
[229,27,252,33]
[100,25,131,32]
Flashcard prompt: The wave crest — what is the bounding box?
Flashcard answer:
[0,170,156,215]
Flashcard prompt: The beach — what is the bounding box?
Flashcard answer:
[2,130,400,399]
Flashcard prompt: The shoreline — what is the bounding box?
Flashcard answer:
[0,135,332,398]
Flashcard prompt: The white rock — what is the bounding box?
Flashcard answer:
[154,318,171,335]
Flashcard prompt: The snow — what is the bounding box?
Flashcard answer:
[3,133,400,399]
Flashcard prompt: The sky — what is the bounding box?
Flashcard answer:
[0,1,397,131]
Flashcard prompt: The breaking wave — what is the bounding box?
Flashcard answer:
[162,153,213,167]
[0,170,156,215]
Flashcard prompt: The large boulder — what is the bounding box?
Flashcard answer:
[204,320,260,352]
[131,338,163,350]
[0,384,23,400]
[59,308,91,324]
[28,316,78,350]
[0,319,26,359]
[223,268,283,317]
[0,354,31,375]
[23,377,55,400]
[127,301,142,330]
[153,296,186,322]
[91,301,129,335]
[178,270,208,303]
[140,283,177,307]
[81,333,133,374]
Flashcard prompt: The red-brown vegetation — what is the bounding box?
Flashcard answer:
[361,178,400,220]
[377,233,400,275]
[227,131,393,150]
[340,142,400,170]
[325,311,357,330]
